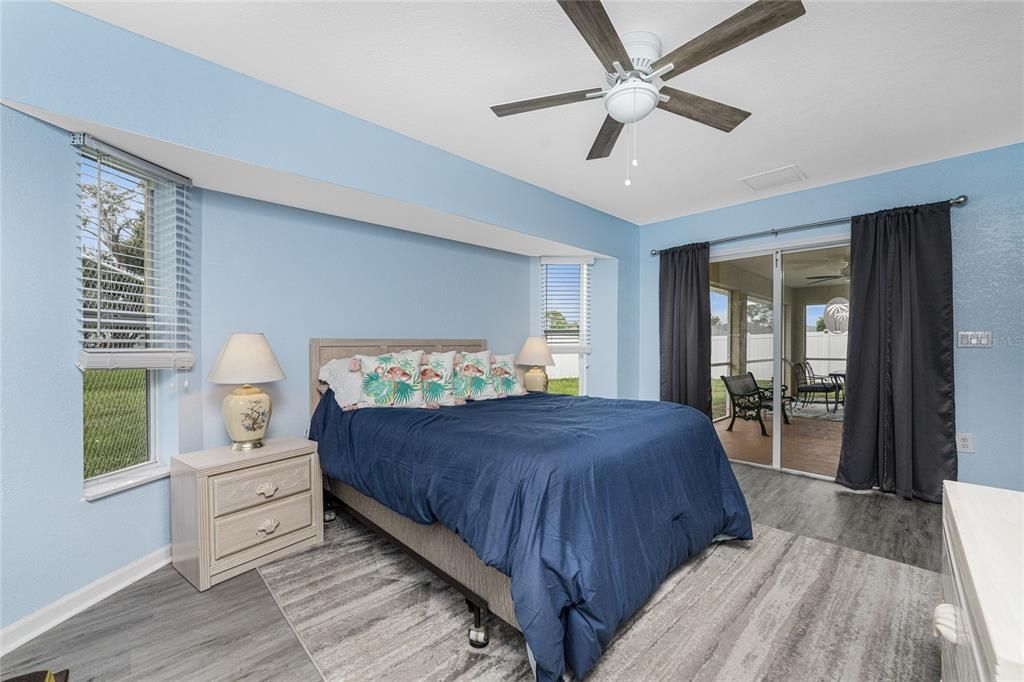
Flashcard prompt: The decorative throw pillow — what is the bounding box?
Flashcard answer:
[356,351,426,407]
[454,350,498,400]
[491,354,526,397]
[420,351,457,406]
[318,357,363,410]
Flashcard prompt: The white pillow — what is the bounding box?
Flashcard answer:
[491,354,527,396]
[455,350,499,401]
[318,357,362,410]
[356,350,426,408]
[421,350,457,406]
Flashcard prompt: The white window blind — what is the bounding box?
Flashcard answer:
[540,257,592,354]
[75,134,194,370]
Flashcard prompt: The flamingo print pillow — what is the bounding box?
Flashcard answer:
[420,351,457,407]
[491,354,526,396]
[356,351,426,408]
[454,350,498,400]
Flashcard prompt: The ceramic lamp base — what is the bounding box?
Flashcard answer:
[222,384,272,451]
[523,366,549,393]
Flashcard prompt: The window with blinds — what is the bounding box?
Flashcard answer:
[540,257,592,354]
[75,134,192,482]
[76,135,193,370]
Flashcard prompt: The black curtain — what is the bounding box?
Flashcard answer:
[836,202,956,502]
[659,242,711,416]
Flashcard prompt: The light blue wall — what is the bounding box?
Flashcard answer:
[638,143,1024,491]
[0,107,175,627]
[198,189,531,447]
[0,0,640,399]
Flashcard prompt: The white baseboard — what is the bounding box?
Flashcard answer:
[0,544,171,657]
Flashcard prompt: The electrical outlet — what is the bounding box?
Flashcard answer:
[956,432,975,453]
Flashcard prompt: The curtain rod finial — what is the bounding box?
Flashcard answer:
[650,249,659,256]
[951,195,968,205]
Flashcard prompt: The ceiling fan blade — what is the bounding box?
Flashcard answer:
[657,87,751,132]
[806,275,843,282]
[653,0,806,81]
[587,115,623,160]
[491,88,604,117]
[557,0,633,73]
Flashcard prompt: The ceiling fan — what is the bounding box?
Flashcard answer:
[490,0,806,162]
[806,262,850,284]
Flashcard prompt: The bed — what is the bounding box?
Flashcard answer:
[309,338,752,682]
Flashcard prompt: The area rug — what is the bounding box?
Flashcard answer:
[259,512,939,681]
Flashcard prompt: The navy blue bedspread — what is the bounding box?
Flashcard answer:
[310,391,752,681]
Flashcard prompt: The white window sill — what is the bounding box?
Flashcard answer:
[83,461,169,502]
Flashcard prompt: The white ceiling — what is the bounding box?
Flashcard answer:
[62,1,1024,225]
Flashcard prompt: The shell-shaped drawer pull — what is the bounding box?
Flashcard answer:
[257,518,280,535]
[933,603,957,643]
[256,482,279,498]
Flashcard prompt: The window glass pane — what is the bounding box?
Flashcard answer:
[745,297,773,383]
[83,369,150,478]
[548,353,580,396]
[80,157,155,352]
[542,263,583,347]
[710,288,731,419]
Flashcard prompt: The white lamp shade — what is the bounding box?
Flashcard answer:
[516,336,555,367]
[208,332,286,385]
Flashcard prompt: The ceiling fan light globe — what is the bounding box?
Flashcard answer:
[605,79,659,124]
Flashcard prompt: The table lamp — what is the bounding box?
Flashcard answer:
[208,332,286,451]
[516,336,555,392]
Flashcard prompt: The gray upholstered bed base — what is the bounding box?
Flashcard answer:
[310,338,519,632]
[327,478,519,630]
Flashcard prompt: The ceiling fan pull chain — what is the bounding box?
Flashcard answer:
[633,118,639,168]
[622,129,630,186]
[624,124,632,187]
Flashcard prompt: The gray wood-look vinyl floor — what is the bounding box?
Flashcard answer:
[1,463,942,681]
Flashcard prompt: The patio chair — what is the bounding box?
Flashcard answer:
[721,372,790,437]
[793,362,836,411]
[829,372,846,413]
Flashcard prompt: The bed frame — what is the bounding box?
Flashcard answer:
[309,338,519,647]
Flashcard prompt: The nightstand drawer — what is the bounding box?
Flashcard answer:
[211,455,312,517]
[213,492,313,561]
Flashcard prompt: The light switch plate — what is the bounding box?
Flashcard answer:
[958,331,992,348]
[956,432,975,453]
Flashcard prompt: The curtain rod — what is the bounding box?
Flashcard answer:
[649,195,968,256]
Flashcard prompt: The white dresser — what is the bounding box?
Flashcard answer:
[935,481,1023,681]
[171,437,324,591]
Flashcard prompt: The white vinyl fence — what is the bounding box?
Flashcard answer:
[548,352,580,379]
[712,332,848,379]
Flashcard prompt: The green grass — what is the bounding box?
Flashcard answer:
[83,369,149,479]
[712,378,728,420]
[548,377,579,396]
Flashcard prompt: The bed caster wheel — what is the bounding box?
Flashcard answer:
[468,625,489,649]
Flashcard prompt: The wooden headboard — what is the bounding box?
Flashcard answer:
[309,338,487,413]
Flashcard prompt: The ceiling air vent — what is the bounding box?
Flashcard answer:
[740,163,807,192]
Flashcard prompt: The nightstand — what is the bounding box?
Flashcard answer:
[171,436,323,591]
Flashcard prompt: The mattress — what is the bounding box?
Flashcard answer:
[310,391,752,681]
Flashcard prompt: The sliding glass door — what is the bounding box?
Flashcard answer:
[711,242,850,478]
[709,255,776,467]
[779,245,850,477]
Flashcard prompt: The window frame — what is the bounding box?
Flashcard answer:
[540,258,592,396]
[74,134,191,499]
